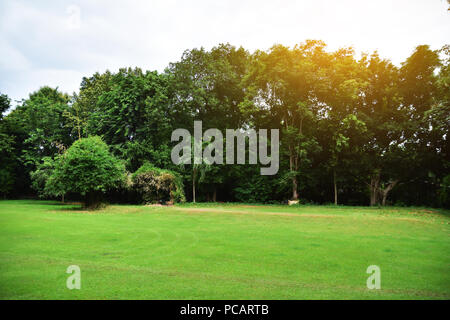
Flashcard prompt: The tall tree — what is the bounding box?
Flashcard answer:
[356,53,405,205]
[167,44,250,201]
[83,68,174,171]
[245,41,326,200]
[3,87,73,197]
[12,87,73,167]
[0,93,16,196]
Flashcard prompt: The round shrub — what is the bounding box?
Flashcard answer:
[48,136,126,208]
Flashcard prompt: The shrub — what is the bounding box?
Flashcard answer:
[132,162,185,204]
[30,157,57,198]
[47,136,126,209]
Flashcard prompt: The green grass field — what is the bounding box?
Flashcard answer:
[0,200,449,299]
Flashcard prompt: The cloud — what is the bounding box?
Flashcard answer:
[0,38,31,70]
[0,0,449,105]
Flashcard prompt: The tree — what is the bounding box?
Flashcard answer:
[83,68,174,172]
[167,44,249,130]
[30,156,57,198]
[318,48,367,204]
[395,45,444,206]
[0,93,10,119]
[245,41,325,200]
[356,53,404,206]
[47,136,126,209]
[0,93,16,196]
[14,87,74,166]
[167,44,250,201]
[30,141,68,201]
[326,115,367,205]
[69,71,114,139]
[1,87,74,198]
[0,41,448,208]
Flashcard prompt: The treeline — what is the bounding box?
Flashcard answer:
[0,41,449,207]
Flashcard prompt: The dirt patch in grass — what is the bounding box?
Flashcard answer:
[235,205,263,208]
[174,207,437,224]
[175,207,342,219]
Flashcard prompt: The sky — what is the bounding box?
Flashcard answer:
[1,0,449,106]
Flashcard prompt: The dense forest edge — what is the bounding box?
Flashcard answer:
[0,41,449,208]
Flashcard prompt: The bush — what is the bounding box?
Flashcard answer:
[132,162,185,204]
[47,136,126,209]
[30,157,57,198]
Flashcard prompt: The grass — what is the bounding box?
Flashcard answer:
[0,200,449,299]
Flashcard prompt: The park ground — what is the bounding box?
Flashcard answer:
[0,200,449,299]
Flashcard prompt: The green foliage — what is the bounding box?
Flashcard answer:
[15,87,73,166]
[132,162,185,203]
[439,175,450,208]
[30,157,56,198]
[168,43,249,130]
[0,93,10,119]
[83,68,173,172]
[0,42,448,207]
[0,93,15,196]
[233,173,276,203]
[47,136,126,207]
[0,152,15,196]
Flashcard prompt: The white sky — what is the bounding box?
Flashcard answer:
[1,0,449,106]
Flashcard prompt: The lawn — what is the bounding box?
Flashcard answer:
[0,200,449,299]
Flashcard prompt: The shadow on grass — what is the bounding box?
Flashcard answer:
[11,200,80,206]
[51,202,115,213]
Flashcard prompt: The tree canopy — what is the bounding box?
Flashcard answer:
[1,41,448,208]
[46,136,126,208]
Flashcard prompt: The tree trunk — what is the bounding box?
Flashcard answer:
[213,187,217,202]
[292,175,299,200]
[381,191,387,207]
[381,180,399,206]
[333,168,338,205]
[84,191,102,210]
[192,168,196,203]
[370,171,381,206]
[61,194,65,203]
[289,149,299,201]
